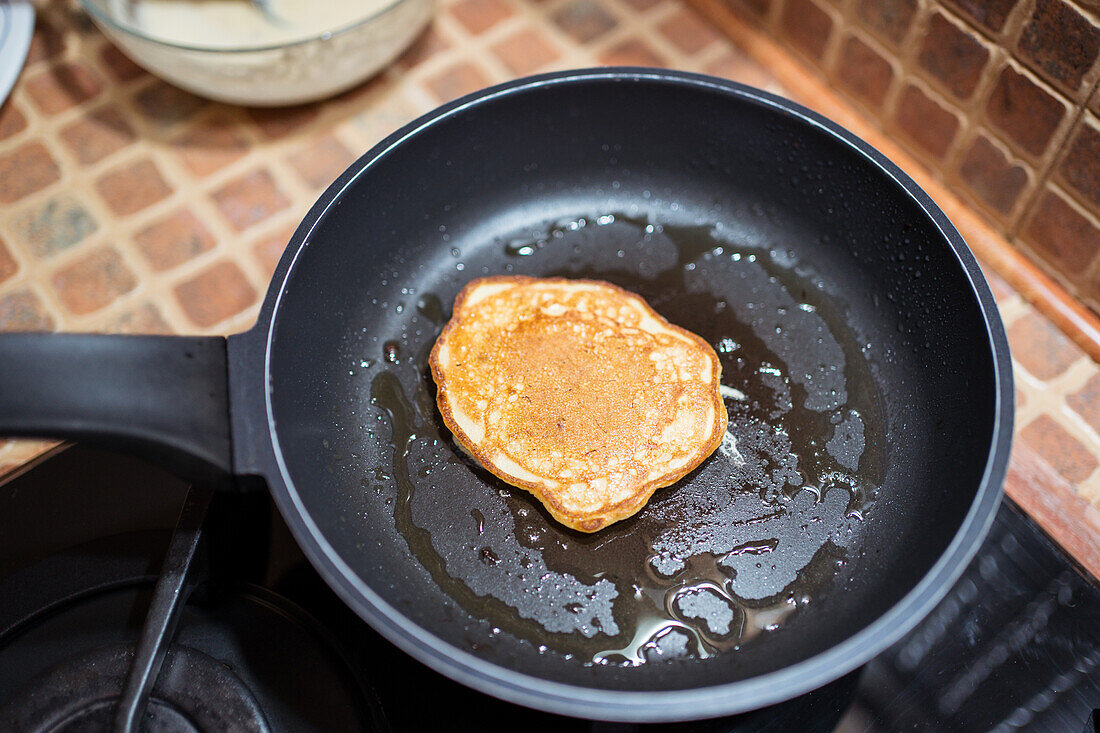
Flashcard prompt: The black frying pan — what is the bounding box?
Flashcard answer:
[0,69,1012,721]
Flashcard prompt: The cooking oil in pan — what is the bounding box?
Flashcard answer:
[365,214,884,665]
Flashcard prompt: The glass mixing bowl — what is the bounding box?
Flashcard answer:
[80,0,434,106]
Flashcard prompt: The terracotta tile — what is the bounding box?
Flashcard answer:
[451,0,514,35]
[705,46,780,90]
[51,247,137,316]
[246,105,320,139]
[94,159,172,217]
[854,0,916,47]
[984,266,1014,303]
[133,209,216,271]
[621,0,662,10]
[1020,414,1098,483]
[105,302,172,335]
[1056,113,1100,208]
[352,93,423,145]
[0,142,61,204]
[551,0,617,45]
[424,62,492,103]
[132,81,206,129]
[25,16,66,67]
[172,115,250,178]
[0,290,54,332]
[98,44,147,83]
[0,101,27,141]
[780,0,835,62]
[253,227,296,279]
[942,0,1019,34]
[1021,187,1100,284]
[599,38,667,67]
[399,25,450,69]
[834,34,893,107]
[174,261,258,328]
[1007,311,1086,380]
[285,134,357,190]
[658,8,722,55]
[492,28,561,75]
[12,194,98,259]
[1068,373,1100,437]
[1018,0,1100,97]
[211,169,291,231]
[58,106,137,166]
[24,62,102,115]
[894,84,960,160]
[0,237,17,284]
[986,65,1069,158]
[917,11,990,100]
[957,133,1029,215]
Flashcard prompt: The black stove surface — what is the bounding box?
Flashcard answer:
[0,446,1096,732]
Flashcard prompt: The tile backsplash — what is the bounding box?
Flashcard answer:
[720,0,1100,315]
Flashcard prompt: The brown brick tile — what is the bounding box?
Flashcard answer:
[12,194,98,258]
[1020,414,1098,483]
[253,227,296,279]
[399,25,450,69]
[1018,0,1100,97]
[894,83,960,160]
[0,290,54,332]
[622,0,662,9]
[958,133,1029,215]
[172,114,250,178]
[98,44,147,83]
[1021,187,1100,283]
[25,16,66,67]
[451,0,514,35]
[105,302,173,335]
[492,28,561,75]
[986,65,1069,158]
[285,134,357,190]
[424,62,492,103]
[917,11,990,100]
[1068,373,1100,437]
[0,237,17,284]
[552,0,617,44]
[246,105,320,139]
[94,159,172,217]
[658,8,722,55]
[780,0,835,62]
[211,169,290,231]
[984,266,1014,303]
[705,46,781,90]
[24,62,102,115]
[133,209,216,271]
[942,0,1019,35]
[599,38,667,67]
[735,0,773,18]
[0,142,61,204]
[51,247,137,316]
[0,101,27,141]
[1056,113,1100,209]
[58,106,137,166]
[834,34,893,107]
[132,81,206,129]
[1007,311,1086,380]
[854,0,916,47]
[175,261,258,327]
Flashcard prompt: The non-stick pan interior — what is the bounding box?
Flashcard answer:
[266,74,999,693]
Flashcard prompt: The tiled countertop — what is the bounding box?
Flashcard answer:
[1,0,1098,576]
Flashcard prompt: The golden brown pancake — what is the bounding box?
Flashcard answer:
[429,276,727,532]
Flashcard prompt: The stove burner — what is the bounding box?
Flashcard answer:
[0,644,268,732]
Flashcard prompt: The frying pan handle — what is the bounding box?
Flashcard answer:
[0,333,233,488]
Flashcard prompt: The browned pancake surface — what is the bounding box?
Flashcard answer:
[429,276,726,532]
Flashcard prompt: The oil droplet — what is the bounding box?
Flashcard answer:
[479,547,500,565]
[471,508,485,536]
[416,294,446,324]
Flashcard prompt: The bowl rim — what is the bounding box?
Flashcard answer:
[77,0,413,53]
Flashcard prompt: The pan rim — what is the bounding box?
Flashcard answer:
[257,67,1013,721]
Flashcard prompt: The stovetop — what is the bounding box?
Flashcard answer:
[0,446,1096,732]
